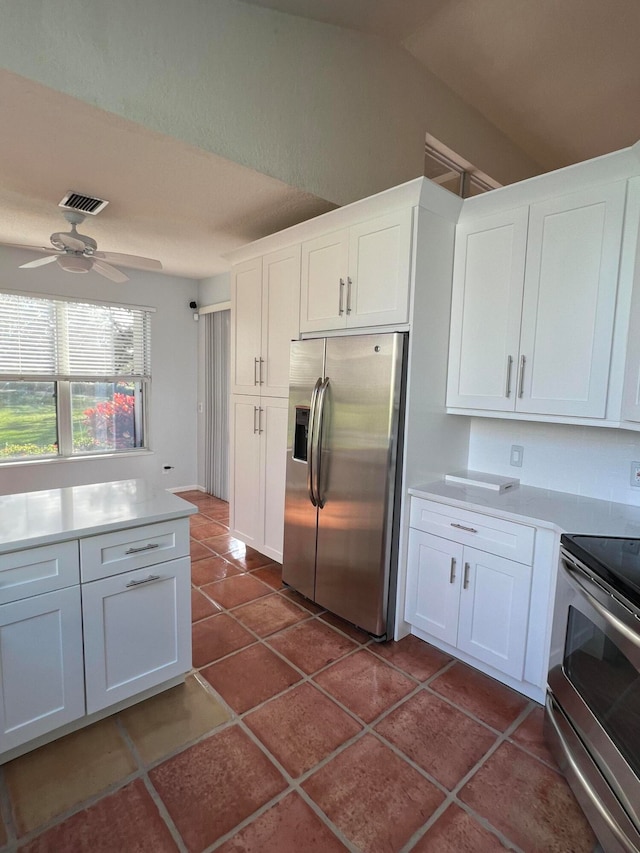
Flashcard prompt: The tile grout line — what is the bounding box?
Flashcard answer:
[114,717,190,853]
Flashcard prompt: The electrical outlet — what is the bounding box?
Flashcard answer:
[630,461,640,488]
[510,445,524,467]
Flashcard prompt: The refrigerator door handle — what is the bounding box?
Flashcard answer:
[314,377,330,509]
[307,378,322,507]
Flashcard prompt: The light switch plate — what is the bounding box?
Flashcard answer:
[510,445,524,467]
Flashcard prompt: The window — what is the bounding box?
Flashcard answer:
[425,133,501,198]
[0,292,152,462]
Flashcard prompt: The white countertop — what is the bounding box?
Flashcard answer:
[0,479,198,553]
[409,480,640,537]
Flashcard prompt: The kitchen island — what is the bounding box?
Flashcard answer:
[0,479,197,762]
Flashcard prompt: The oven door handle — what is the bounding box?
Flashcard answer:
[563,560,640,652]
[545,693,639,853]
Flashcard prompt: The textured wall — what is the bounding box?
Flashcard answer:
[0,0,541,204]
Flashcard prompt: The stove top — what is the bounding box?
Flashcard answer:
[561,534,640,610]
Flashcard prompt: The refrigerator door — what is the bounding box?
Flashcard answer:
[314,332,406,635]
[282,338,325,599]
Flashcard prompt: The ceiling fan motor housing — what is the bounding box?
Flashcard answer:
[57,255,93,274]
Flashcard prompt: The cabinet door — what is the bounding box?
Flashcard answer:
[447,208,528,411]
[0,586,84,752]
[300,230,349,332]
[259,397,289,562]
[405,530,461,646]
[262,246,300,397]
[621,178,640,424]
[231,258,263,395]
[347,209,412,327]
[82,557,191,714]
[517,183,626,417]
[457,547,531,679]
[229,395,263,548]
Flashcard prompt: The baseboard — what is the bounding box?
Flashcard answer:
[167,484,205,493]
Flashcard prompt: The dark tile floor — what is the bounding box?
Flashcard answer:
[0,491,601,852]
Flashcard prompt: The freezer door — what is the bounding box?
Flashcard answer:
[315,332,406,635]
[282,338,325,599]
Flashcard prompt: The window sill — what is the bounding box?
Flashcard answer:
[0,450,154,469]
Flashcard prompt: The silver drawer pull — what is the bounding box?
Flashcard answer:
[125,543,160,555]
[450,523,477,534]
[126,574,161,588]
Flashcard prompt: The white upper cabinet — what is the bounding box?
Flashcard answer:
[447,182,626,420]
[262,246,302,396]
[232,246,301,398]
[447,208,528,411]
[518,184,626,417]
[300,209,413,333]
[300,230,349,332]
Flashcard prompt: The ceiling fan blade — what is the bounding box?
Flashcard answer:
[92,260,129,283]
[93,251,162,271]
[19,255,59,269]
[2,243,62,254]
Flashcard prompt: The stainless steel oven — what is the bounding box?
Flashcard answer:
[545,535,640,853]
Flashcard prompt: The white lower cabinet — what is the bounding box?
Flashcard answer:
[82,557,191,714]
[405,497,536,687]
[0,586,85,751]
[0,516,192,759]
[230,394,289,561]
[406,531,531,679]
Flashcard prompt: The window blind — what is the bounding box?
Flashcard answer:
[0,292,151,379]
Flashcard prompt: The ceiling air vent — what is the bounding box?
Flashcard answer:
[58,191,109,216]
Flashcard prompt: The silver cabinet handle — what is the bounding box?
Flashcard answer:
[125,543,160,554]
[463,562,471,590]
[253,405,259,434]
[346,276,353,315]
[451,522,477,533]
[338,278,345,315]
[518,354,526,398]
[258,357,264,385]
[254,357,260,385]
[449,557,456,584]
[258,406,264,434]
[505,355,513,397]
[126,573,161,588]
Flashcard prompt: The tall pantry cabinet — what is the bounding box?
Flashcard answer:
[229,247,300,561]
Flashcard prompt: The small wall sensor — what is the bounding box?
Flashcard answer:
[189,300,199,321]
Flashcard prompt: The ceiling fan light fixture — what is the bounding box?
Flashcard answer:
[57,255,93,274]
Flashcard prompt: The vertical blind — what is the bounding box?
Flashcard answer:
[0,292,152,379]
[204,309,229,500]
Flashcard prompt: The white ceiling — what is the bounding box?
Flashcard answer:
[0,71,335,281]
[1,1,638,281]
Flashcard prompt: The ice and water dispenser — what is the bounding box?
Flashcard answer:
[293,406,310,462]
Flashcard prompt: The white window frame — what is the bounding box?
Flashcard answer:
[0,290,154,464]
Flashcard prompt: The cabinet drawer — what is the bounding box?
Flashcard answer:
[0,541,79,605]
[80,519,190,582]
[409,499,534,565]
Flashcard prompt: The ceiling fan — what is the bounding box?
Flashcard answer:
[10,211,162,283]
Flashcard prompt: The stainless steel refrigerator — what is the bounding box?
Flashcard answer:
[282,332,407,639]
